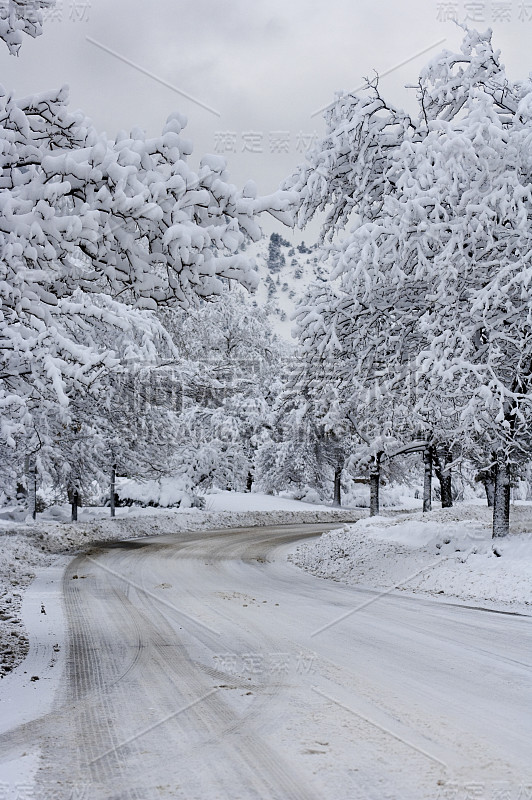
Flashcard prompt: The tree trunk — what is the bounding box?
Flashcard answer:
[423,447,432,513]
[110,464,116,518]
[26,458,37,520]
[439,472,453,508]
[433,446,453,508]
[20,455,29,506]
[333,466,341,507]
[246,471,253,493]
[31,463,37,520]
[493,457,511,538]
[483,477,495,507]
[71,489,79,523]
[476,465,496,507]
[369,454,382,517]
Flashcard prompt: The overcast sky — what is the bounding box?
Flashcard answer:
[1,0,531,234]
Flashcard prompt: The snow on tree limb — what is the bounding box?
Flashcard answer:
[289,30,532,532]
[0,0,55,55]
[0,85,293,446]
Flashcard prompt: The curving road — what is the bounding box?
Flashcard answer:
[1,523,531,799]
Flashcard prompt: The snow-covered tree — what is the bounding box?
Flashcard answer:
[254,355,351,505]
[0,0,54,55]
[255,391,330,501]
[292,271,427,513]
[267,232,290,273]
[159,287,286,494]
[0,83,294,494]
[285,85,414,242]
[286,29,532,535]
[410,46,532,534]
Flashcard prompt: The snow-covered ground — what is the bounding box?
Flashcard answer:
[1,521,530,800]
[3,494,530,682]
[0,558,68,793]
[0,488,337,526]
[4,495,531,681]
[0,535,57,678]
[290,504,532,613]
[0,492,363,678]
[1,497,532,798]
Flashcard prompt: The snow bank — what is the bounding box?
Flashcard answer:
[341,484,424,511]
[116,476,200,508]
[19,506,364,555]
[0,533,55,677]
[290,505,532,612]
[204,489,333,512]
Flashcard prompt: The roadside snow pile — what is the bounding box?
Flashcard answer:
[0,533,55,677]
[342,483,424,511]
[290,505,532,611]
[21,506,364,554]
[204,489,332,512]
[115,481,340,512]
[276,483,426,511]
[116,476,203,508]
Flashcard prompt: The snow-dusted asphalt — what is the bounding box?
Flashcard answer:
[1,523,531,800]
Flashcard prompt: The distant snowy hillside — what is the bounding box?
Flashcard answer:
[244,234,323,341]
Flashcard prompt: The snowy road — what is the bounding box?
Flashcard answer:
[1,523,531,800]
